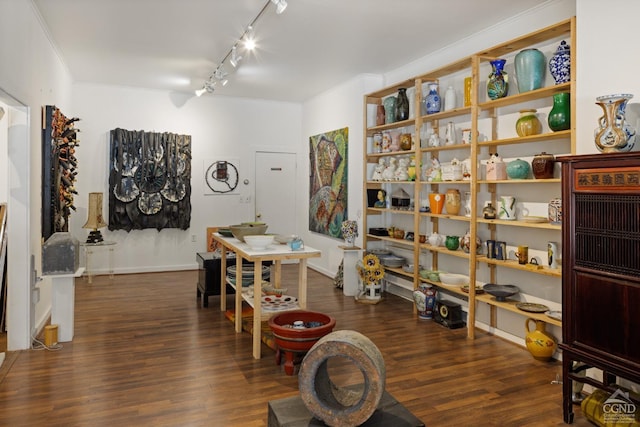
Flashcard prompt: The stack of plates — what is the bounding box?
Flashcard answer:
[227,264,270,287]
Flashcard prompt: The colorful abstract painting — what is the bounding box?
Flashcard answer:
[309,127,348,237]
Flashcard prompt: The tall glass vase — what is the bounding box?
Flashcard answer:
[548,92,571,131]
[487,59,508,100]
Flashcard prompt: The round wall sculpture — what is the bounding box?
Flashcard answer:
[298,330,386,427]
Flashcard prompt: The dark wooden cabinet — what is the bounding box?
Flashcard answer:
[559,153,640,423]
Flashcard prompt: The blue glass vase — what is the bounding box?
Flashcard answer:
[487,59,508,100]
[515,48,546,93]
[424,82,441,114]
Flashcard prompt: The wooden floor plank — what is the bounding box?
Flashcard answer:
[0,268,591,426]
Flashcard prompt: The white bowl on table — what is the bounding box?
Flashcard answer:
[244,235,275,250]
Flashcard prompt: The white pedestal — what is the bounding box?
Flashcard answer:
[48,267,84,342]
[340,246,363,297]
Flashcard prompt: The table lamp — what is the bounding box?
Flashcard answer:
[83,192,107,243]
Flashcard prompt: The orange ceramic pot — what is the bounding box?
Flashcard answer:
[429,193,444,214]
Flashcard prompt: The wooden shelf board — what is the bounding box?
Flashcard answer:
[475,294,562,327]
[476,218,561,230]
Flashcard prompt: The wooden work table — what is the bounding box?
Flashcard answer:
[212,234,321,359]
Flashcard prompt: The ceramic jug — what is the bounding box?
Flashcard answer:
[445,235,460,251]
[525,318,557,361]
[498,195,516,220]
[427,232,444,247]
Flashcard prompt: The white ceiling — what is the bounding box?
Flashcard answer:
[33,0,548,102]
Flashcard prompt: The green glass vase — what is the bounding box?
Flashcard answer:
[548,92,571,131]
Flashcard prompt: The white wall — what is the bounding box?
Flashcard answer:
[576,0,640,154]
[72,84,302,273]
[0,0,73,350]
[300,74,383,276]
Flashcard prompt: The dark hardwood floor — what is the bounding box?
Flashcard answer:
[0,267,589,426]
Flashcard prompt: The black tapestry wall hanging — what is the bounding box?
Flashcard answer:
[42,105,81,241]
[109,128,191,231]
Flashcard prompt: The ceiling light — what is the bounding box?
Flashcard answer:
[244,26,256,51]
[197,0,288,95]
[271,0,287,14]
[230,46,242,68]
[195,81,215,97]
[214,69,228,86]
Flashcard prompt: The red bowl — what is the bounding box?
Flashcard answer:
[268,310,336,353]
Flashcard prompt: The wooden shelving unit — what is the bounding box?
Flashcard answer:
[362,18,575,340]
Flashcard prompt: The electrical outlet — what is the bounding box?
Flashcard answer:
[191,234,197,242]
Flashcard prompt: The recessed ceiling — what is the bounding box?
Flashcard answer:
[33,0,547,102]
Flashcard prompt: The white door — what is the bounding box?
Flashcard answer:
[255,151,296,237]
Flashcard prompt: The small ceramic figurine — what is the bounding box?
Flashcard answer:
[382,157,397,181]
[371,158,385,181]
[407,156,417,181]
[394,157,410,181]
[424,157,442,182]
[374,190,387,207]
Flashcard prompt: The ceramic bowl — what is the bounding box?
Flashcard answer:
[438,273,470,287]
[229,223,268,242]
[379,254,405,268]
[483,284,520,301]
[419,269,441,282]
[244,234,275,250]
[217,228,234,237]
[275,234,296,244]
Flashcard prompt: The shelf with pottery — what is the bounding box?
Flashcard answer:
[365,117,415,135]
[478,129,571,148]
[477,256,561,277]
[475,293,561,328]
[477,82,571,110]
[365,206,414,215]
[476,218,561,230]
[365,234,414,247]
[361,18,574,342]
[420,144,471,154]
[365,149,414,160]
[420,212,470,221]
[419,277,470,299]
[419,244,470,260]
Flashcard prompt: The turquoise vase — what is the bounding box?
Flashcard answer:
[515,48,546,93]
[487,59,508,100]
[548,92,571,131]
[383,96,397,124]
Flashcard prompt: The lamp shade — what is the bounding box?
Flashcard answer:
[83,192,107,230]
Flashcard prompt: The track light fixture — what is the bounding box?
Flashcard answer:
[270,0,287,14]
[230,46,242,68]
[196,0,287,96]
[195,80,215,97]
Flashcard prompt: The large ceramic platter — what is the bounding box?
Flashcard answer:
[261,295,298,312]
[516,302,550,313]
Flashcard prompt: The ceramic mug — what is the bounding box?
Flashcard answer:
[496,241,507,260]
[548,241,558,269]
[515,245,528,265]
[486,239,496,259]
